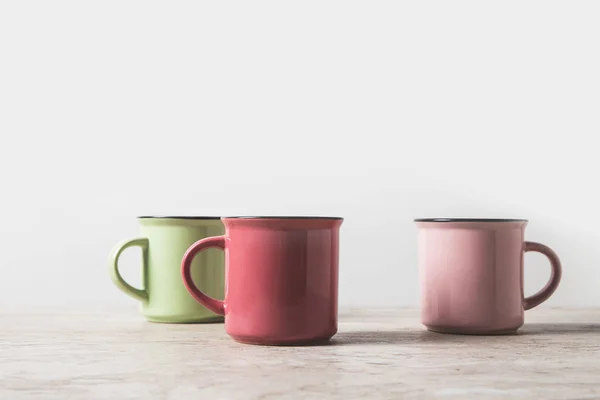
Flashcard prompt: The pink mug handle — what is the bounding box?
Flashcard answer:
[181,236,226,316]
[523,241,562,310]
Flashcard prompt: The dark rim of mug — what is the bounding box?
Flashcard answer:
[224,216,343,220]
[138,216,221,220]
[414,218,528,222]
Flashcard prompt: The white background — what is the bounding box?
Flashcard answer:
[1,1,599,309]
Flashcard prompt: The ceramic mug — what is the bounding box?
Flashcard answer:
[181,216,343,345]
[415,218,562,334]
[109,216,225,323]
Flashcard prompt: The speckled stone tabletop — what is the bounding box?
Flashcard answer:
[1,307,599,399]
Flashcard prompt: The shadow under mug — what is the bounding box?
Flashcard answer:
[109,216,225,323]
[415,218,562,334]
[181,216,343,345]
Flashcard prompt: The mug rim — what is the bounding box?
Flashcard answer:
[138,216,221,220]
[414,218,528,222]
[224,216,343,220]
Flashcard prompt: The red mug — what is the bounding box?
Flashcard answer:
[181,216,343,345]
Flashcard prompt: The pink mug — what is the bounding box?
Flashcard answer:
[181,216,343,345]
[415,218,562,334]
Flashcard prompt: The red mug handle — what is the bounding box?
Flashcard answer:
[181,236,226,316]
[523,241,562,310]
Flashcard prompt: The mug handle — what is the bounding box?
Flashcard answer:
[108,238,149,302]
[523,241,562,310]
[181,236,226,315]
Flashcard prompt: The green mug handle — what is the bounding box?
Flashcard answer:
[109,238,149,302]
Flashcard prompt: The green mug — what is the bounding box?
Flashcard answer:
[109,216,225,323]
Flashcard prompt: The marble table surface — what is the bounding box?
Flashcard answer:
[1,307,599,399]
